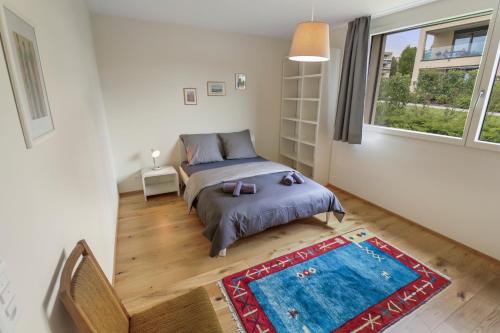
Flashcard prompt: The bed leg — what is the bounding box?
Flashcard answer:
[219,248,227,257]
[325,211,331,224]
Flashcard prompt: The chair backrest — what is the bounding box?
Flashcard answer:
[59,240,130,333]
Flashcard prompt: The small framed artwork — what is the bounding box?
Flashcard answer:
[183,88,197,105]
[235,73,246,90]
[207,81,226,96]
[0,5,54,149]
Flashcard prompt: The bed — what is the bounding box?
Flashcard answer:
[178,132,345,257]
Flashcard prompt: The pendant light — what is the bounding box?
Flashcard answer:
[289,4,330,62]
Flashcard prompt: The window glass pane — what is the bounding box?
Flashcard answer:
[453,35,472,53]
[479,62,500,143]
[470,35,486,55]
[373,15,490,137]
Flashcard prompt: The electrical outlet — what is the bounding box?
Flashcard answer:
[0,275,7,294]
[5,300,17,321]
[0,260,18,333]
[0,287,13,307]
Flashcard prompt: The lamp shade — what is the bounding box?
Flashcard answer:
[289,22,330,62]
[151,150,160,158]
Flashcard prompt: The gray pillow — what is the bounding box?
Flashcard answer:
[180,133,224,165]
[219,130,257,159]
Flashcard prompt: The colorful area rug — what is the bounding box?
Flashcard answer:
[219,229,450,333]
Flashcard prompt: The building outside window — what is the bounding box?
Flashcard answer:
[382,52,394,78]
[411,16,489,88]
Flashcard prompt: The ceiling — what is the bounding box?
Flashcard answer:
[86,0,437,38]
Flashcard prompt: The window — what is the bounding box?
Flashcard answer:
[421,26,488,61]
[452,26,488,57]
[478,59,500,144]
[366,14,492,140]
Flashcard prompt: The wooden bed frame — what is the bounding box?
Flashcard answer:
[176,133,331,257]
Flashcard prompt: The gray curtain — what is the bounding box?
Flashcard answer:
[334,16,371,144]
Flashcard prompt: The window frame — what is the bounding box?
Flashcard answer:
[465,16,500,153]
[364,9,500,152]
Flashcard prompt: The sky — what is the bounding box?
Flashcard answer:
[385,29,421,57]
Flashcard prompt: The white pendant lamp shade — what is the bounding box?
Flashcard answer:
[289,21,330,62]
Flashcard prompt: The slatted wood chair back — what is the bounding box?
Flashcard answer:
[59,240,130,333]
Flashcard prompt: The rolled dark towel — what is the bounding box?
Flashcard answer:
[222,182,234,193]
[241,183,257,194]
[292,171,305,184]
[222,182,257,194]
[233,181,243,197]
[281,171,295,186]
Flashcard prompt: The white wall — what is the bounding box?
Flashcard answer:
[330,0,500,260]
[92,14,289,193]
[0,0,118,332]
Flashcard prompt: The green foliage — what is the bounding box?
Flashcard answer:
[485,79,500,113]
[415,69,477,107]
[390,57,398,76]
[374,103,500,143]
[382,68,478,108]
[455,95,472,109]
[379,73,411,108]
[479,113,500,143]
[398,46,417,76]
[435,95,448,105]
[480,80,500,143]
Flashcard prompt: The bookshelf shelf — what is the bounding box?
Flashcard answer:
[279,60,323,179]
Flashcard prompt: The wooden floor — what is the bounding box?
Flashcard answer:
[115,188,500,332]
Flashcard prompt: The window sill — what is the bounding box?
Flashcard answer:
[364,124,465,146]
[364,124,500,154]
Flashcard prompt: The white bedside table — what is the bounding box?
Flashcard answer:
[141,166,180,201]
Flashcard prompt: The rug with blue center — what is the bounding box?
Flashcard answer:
[219,229,450,333]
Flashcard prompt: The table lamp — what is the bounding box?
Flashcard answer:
[151,149,161,170]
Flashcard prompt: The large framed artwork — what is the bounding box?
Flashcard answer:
[0,5,54,149]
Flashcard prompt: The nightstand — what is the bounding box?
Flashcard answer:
[141,166,180,201]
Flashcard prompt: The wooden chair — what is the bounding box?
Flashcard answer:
[59,240,223,333]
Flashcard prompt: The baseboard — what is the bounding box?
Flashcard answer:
[328,183,500,265]
[112,196,120,286]
[119,190,143,197]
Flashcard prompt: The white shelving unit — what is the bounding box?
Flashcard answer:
[279,60,324,179]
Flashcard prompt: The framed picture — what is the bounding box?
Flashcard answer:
[235,73,246,90]
[207,81,226,96]
[183,88,197,105]
[0,5,54,149]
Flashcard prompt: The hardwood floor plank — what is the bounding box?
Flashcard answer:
[114,190,500,333]
[471,306,500,333]
[435,277,500,332]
